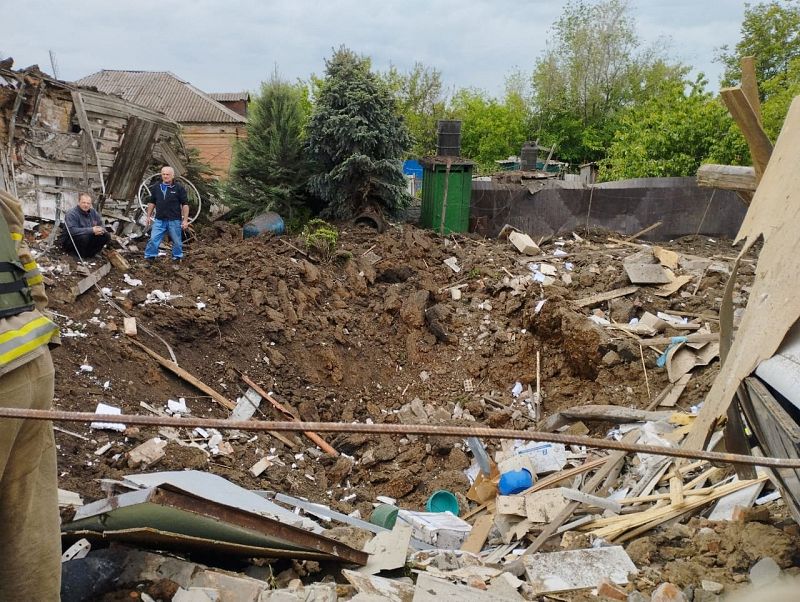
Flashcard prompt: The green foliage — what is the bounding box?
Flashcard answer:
[306,47,412,219]
[760,56,800,138]
[379,63,448,157]
[283,206,313,235]
[600,77,749,181]
[531,0,686,164]
[224,75,311,223]
[448,87,530,172]
[181,147,219,224]
[718,1,800,91]
[301,218,338,260]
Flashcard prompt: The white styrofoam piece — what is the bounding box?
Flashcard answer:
[397,509,471,549]
[90,403,125,432]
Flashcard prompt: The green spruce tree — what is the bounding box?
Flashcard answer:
[225,75,310,223]
[306,47,411,218]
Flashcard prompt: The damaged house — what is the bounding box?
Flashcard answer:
[76,70,247,179]
[0,60,184,231]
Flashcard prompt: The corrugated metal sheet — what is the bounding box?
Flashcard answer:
[75,71,246,124]
[209,92,250,102]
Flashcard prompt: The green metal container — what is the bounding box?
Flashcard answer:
[420,159,474,234]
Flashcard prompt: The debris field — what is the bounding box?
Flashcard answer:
[35,219,800,601]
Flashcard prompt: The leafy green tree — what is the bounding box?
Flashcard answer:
[718,1,800,92]
[600,77,748,181]
[760,56,800,137]
[448,87,530,172]
[224,75,311,222]
[380,62,448,157]
[531,0,686,164]
[306,47,411,218]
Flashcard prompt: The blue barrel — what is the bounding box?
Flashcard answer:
[243,212,285,238]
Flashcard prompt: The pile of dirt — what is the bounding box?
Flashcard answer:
[37,222,764,564]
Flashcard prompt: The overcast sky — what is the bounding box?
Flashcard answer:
[3,0,745,97]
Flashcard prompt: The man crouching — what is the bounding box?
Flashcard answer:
[60,192,110,258]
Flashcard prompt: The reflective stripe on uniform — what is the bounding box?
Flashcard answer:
[22,260,42,286]
[0,316,58,366]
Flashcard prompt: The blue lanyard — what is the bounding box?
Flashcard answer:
[160,183,169,197]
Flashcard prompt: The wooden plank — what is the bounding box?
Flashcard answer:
[588,477,769,542]
[460,514,494,554]
[127,338,236,411]
[71,262,111,296]
[653,275,694,297]
[71,91,107,192]
[624,221,662,242]
[572,286,639,308]
[654,374,692,408]
[522,430,639,555]
[740,56,762,125]
[153,141,186,177]
[720,87,773,180]
[106,116,160,200]
[697,164,757,193]
[239,373,338,457]
[549,405,674,426]
[78,91,176,129]
[740,377,800,523]
[683,97,800,452]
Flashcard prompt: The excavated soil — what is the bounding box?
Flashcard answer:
[33,221,792,594]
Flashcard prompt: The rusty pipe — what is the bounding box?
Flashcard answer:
[1,407,799,469]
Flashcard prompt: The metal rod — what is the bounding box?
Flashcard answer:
[3,407,800,469]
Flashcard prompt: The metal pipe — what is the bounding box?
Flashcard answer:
[2,407,800,469]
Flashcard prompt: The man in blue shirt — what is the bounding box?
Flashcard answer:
[60,192,110,258]
[144,166,189,264]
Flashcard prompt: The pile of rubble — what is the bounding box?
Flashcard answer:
[27,213,799,601]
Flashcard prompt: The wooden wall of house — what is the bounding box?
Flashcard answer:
[181,124,246,179]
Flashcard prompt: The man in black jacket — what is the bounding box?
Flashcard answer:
[60,192,110,258]
[144,166,189,263]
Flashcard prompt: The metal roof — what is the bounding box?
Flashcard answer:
[209,92,250,102]
[75,70,246,124]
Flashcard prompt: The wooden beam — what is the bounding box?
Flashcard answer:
[239,373,338,457]
[740,56,762,125]
[71,91,107,193]
[544,405,675,429]
[106,116,160,200]
[127,338,236,411]
[71,262,111,296]
[682,97,800,452]
[573,285,639,308]
[696,164,757,193]
[521,430,639,555]
[624,221,662,242]
[720,87,773,181]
